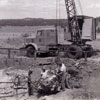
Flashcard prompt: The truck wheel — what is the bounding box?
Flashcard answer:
[65,75,71,89]
[65,78,74,89]
[67,45,82,59]
[83,46,93,57]
[26,46,36,57]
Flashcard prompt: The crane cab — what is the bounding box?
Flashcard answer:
[64,15,96,42]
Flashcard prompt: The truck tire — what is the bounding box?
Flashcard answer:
[83,46,93,57]
[48,51,58,57]
[65,74,71,89]
[26,46,36,57]
[67,45,82,59]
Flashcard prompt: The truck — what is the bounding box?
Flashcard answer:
[23,15,96,59]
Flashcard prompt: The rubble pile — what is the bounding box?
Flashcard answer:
[0,68,28,98]
[0,57,100,99]
[64,59,100,88]
[53,58,100,88]
[76,59,100,87]
[0,69,13,97]
[36,58,100,89]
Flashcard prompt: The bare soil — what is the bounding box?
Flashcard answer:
[0,40,100,100]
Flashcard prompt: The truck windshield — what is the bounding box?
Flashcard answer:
[37,31,42,36]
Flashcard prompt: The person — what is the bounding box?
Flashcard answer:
[41,67,50,79]
[55,57,67,91]
[28,68,33,96]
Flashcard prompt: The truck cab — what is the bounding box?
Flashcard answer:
[35,28,57,46]
[25,28,58,57]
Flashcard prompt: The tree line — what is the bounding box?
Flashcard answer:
[0,18,67,26]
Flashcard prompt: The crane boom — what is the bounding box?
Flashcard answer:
[64,0,82,45]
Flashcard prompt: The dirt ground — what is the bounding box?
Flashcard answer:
[0,59,100,100]
[0,40,100,100]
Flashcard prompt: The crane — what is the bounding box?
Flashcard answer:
[64,0,94,58]
[23,0,95,59]
[65,0,81,44]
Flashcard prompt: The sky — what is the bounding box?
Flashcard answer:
[0,0,100,19]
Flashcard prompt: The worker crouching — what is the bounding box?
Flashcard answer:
[38,67,60,94]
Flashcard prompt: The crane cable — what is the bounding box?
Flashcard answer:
[56,0,61,25]
[56,0,61,33]
[59,0,61,25]
[56,0,83,24]
[56,0,58,25]
[55,0,61,47]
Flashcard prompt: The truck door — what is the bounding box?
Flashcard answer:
[44,29,57,45]
[35,30,45,45]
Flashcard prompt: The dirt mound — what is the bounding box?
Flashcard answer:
[0,57,100,100]
[39,58,100,99]
[56,58,100,89]
[34,57,100,89]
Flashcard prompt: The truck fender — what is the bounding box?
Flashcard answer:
[25,43,38,51]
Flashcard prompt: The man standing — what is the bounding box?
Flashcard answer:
[55,57,67,91]
[28,69,33,96]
